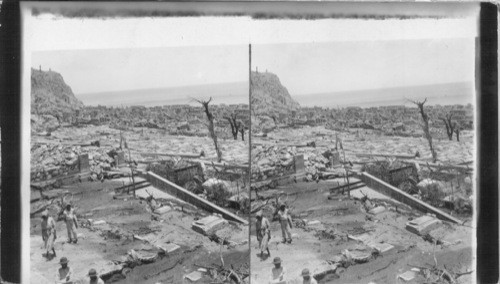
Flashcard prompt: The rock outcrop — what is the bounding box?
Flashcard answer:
[251,71,300,115]
[31,68,84,132]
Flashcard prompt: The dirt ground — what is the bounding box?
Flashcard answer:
[250,180,474,284]
[30,178,249,284]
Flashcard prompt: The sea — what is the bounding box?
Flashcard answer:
[293,82,475,108]
[77,81,249,107]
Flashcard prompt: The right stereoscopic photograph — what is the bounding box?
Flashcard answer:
[249,5,479,284]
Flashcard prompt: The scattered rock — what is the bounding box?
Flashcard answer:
[185,271,203,282]
[398,270,417,282]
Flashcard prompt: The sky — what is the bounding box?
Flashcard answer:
[24,3,479,106]
[32,45,249,95]
[252,36,476,101]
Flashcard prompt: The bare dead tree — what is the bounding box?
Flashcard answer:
[194,97,223,162]
[454,123,461,142]
[440,113,455,141]
[411,98,438,162]
[224,113,241,140]
[239,125,245,141]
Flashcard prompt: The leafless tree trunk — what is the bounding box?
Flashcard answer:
[224,113,240,140]
[411,98,437,162]
[440,113,455,140]
[240,127,245,141]
[195,97,222,162]
[455,126,460,142]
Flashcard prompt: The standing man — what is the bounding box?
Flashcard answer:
[277,204,292,244]
[300,269,317,284]
[55,257,73,284]
[270,257,287,284]
[63,204,78,244]
[83,269,105,284]
[255,211,271,258]
[41,210,57,257]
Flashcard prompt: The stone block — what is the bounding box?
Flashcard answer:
[161,243,180,254]
[115,151,125,165]
[406,216,442,236]
[398,270,417,282]
[368,206,386,215]
[185,271,203,282]
[331,152,341,166]
[348,233,371,243]
[307,220,321,226]
[294,154,305,173]
[154,206,172,215]
[79,153,90,172]
[192,215,228,235]
[408,215,434,226]
[370,242,394,254]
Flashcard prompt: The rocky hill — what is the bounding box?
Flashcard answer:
[31,68,84,132]
[31,68,84,116]
[251,71,300,115]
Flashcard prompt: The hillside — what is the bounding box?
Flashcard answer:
[31,68,84,133]
[31,68,84,116]
[251,71,300,115]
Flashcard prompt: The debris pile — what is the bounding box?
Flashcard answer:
[30,143,124,183]
[251,144,346,182]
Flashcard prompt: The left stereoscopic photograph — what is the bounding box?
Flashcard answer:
[24,3,250,284]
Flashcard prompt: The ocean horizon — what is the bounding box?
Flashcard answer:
[293,81,475,108]
[76,81,249,107]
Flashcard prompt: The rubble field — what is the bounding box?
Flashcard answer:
[30,178,249,284]
[30,125,250,284]
[250,180,473,284]
[32,125,248,182]
[250,125,474,284]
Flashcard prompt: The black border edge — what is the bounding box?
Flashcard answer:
[477,2,499,284]
[0,0,23,282]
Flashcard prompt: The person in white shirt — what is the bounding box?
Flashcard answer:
[63,204,78,244]
[277,204,293,244]
[41,210,57,257]
[55,257,73,284]
[256,211,271,257]
[300,268,317,284]
[270,257,287,284]
[83,269,105,284]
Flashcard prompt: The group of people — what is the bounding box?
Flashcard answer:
[41,204,79,258]
[255,204,293,258]
[256,205,316,283]
[55,257,104,284]
[269,257,317,284]
[41,204,93,283]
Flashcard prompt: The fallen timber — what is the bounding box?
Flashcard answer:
[329,180,366,193]
[359,172,462,224]
[355,153,417,159]
[138,151,203,159]
[143,171,248,225]
[401,160,472,172]
[192,160,250,171]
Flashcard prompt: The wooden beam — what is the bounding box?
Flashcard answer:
[355,153,416,159]
[360,172,462,224]
[145,172,248,225]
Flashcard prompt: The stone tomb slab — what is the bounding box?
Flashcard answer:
[370,242,395,254]
[406,215,442,236]
[192,215,229,235]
